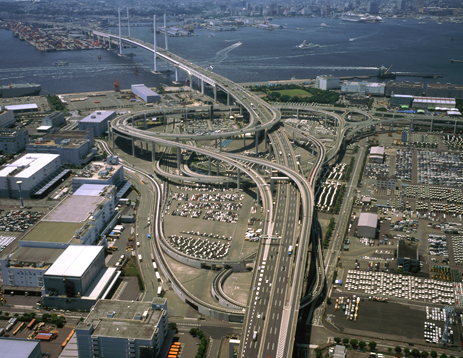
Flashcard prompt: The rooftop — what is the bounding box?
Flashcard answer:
[413,97,455,104]
[387,81,424,88]
[20,221,83,243]
[0,128,27,138]
[73,184,113,197]
[45,245,103,277]
[74,162,122,180]
[0,153,60,179]
[44,129,92,140]
[370,146,385,156]
[78,299,166,340]
[0,337,41,358]
[427,83,463,90]
[358,212,378,228]
[131,84,159,96]
[42,195,105,223]
[80,110,115,123]
[9,246,65,265]
[4,104,38,111]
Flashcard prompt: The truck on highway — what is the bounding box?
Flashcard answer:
[288,245,293,256]
[147,234,151,239]
[138,254,142,262]
[253,331,258,341]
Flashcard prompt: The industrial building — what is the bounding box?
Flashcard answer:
[376,175,397,190]
[369,146,385,164]
[41,111,65,129]
[0,128,29,154]
[0,153,62,198]
[131,84,161,103]
[27,129,96,167]
[78,111,116,137]
[43,245,119,310]
[72,161,124,192]
[76,298,168,358]
[390,94,414,107]
[0,337,42,358]
[396,242,420,272]
[412,96,456,109]
[341,81,385,96]
[0,247,65,295]
[0,109,15,128]
[426,83,463,100]
[385,81,424,97]
[316,75,340,90]
[19,184,117,249]
[357,213,378,238]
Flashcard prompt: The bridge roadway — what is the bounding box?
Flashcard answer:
[103,31,332,357]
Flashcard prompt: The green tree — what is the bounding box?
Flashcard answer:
[404,348,410,356]
[430,351,437,358]
[334,337,341,344]
[168,322,178,333]
[389,348,393,353]
[449,355,455,358]
[440,354,447,358]
[350,339,358,348]
[368,341,377,351]
[395,347,402,354]
[342,338,349,345]
[359,341,366,350]
[411,349,420,357]
[421,351,428,358]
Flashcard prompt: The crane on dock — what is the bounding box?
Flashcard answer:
[114,78,120,92]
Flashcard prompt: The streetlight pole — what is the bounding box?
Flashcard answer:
[16,181,24,208]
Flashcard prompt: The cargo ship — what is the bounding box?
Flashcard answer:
[342,12,382,22]
[451,59,463,63]
[0,83,41,98]
[293,40,320,50]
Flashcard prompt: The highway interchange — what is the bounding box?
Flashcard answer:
[90,29,461,357]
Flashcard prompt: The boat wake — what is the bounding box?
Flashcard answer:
[210,42,242,63]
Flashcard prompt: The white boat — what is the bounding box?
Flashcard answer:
[293,40,320,50]
[342,12,382,22]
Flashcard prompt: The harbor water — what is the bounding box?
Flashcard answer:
[1,17,462,95]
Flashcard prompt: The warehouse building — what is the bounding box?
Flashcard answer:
[390,94,414,107]
[341,81,385,96]
[78,111,116,137]
[131,84,161,103]
[0,337,42,358]
[0,109,15,128]
[385,81,424,97]
[412,96,456,109]
[19,184,117,249]
[426,83,463,100]
[357,213,378,238]
[0,153,62,198]
[43,245,120,310]
[369,146,385,164]
[72,161,124,192]
[4,104,38,113]
[76,298,168,358]
[0,247,65,295]
[316,75,340,90]
[397,242,420,272]
[0,128,29,154]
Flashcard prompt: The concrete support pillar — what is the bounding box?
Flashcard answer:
[256,186,260,206]
[213,85,217,102]
[131,117,134,127]
[177,148,181,169]
[132,138,135,157]
[140,142,144,154]
[175,67,178,82]
[255,130,259,155]
[215,139,218,149]
[163,111,166,124]
[185,108,188,121]
[269,142,272,157]
[297,108,299,119]
[240,105,243,115]
[144,113,147,129]
[243,136,246,147]
[112,130,115,149]
[208,157,211,176]
[264,130,268,150]
[216,160,220,176]
[153,15,157,72]
[164,13,168,51]
[189,74,193,89]
[227,92,230,106]
[151,142,155,162]
[455,120,457,134]
[237,169,240,191]
[201,79,204,94]
[219,137,222,153]
[430,118,433,132]
[118,8,122,56]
